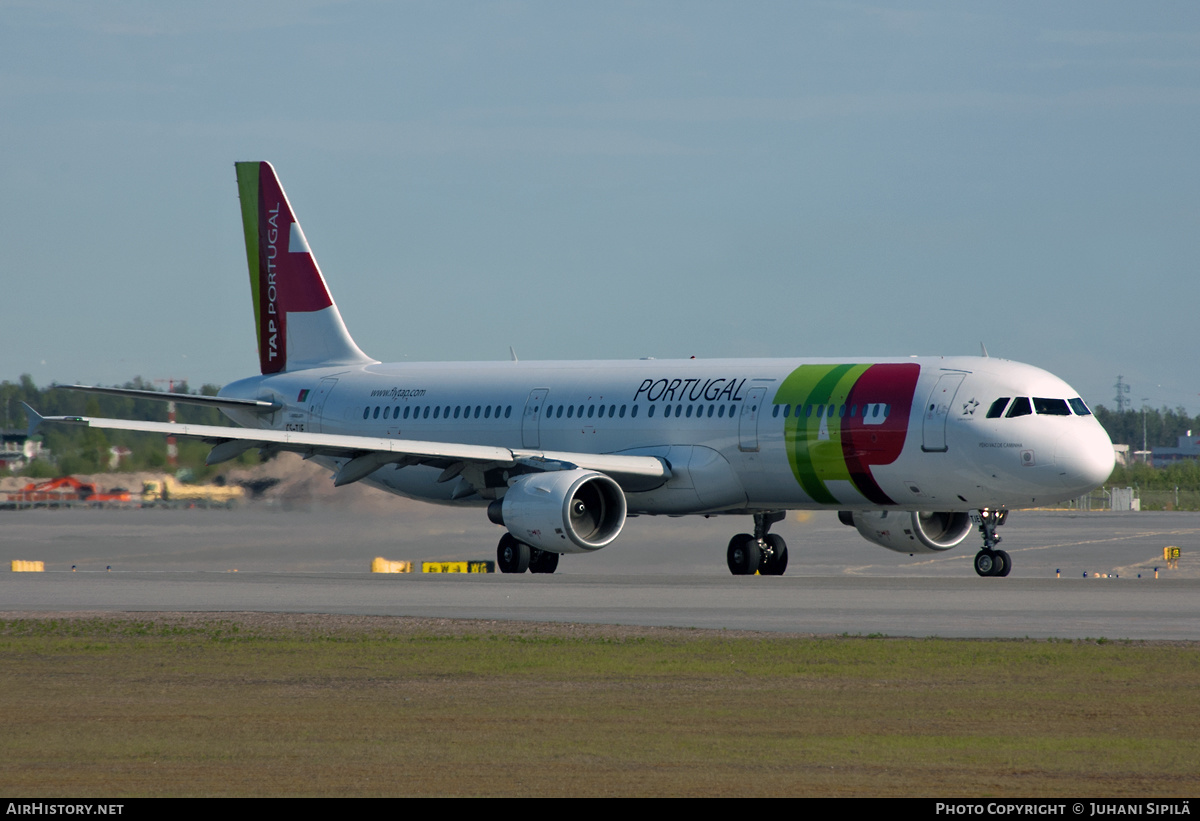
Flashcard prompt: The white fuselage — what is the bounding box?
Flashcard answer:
[220,354,1115,515]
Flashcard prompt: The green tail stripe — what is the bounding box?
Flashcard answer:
[234,162,262,353]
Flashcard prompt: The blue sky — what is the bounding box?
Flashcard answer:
[3,1,1197,413]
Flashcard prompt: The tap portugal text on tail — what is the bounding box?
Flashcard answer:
[26,162,1115,577]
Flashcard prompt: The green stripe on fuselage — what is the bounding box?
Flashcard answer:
[776,363,871,504]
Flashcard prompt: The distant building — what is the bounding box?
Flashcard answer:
[0,430,45,471]
[1151,433,1200,465]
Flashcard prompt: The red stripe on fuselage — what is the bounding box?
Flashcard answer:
[842,363,920,505]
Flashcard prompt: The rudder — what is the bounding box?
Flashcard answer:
[235,162,375,374]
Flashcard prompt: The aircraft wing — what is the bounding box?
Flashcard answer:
[22,406,670,490]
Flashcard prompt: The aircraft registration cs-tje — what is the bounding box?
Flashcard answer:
[27,162,1116,577]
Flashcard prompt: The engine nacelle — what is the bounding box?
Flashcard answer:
[839,510,973,554]
[488,469,626,554]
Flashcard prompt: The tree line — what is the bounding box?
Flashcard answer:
[1,375,257,480]
[1091,404,1197,452]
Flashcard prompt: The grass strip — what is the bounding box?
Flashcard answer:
[1,613,1197,797]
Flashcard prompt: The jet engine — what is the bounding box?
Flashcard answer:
[488,469,626,554]
[838,510,973,554]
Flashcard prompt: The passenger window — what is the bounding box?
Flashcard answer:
[588,405,595,418]
[648,405,655,418]
[475,406,482,418]
[609,404,616,417]
[664,405,672,418]
[1069,398,1092,416]
[631,405,638,418]
[567,405,574,418]
[619,405,626,418]
[773,405,780,418]
[373,406,380,419]
[686,405,693,418]
[708,405,715,418]
[383,407,391,419]
[1006,397,1032,418]
[505,406,512,418]
[484,406,491,418]
[986,398,1010,418]
[433,406,441,419]
[362,407,369,420]
[1034,397,1071,416]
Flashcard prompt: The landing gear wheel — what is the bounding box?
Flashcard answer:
[759,534,788,576]
[995,549,1011,577]
[974,549,1000,577]
[497,533,530,574]
[529,548,560,574]
[727,534,761,575]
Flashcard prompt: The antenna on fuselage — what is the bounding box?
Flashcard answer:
[980,342,989,358]
[509,346,518,362]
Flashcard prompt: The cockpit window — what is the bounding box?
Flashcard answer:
[1033,397,1071,416]
[1069,397,1092,416]
[986,398,1010,418]
[1005,397,1032,418]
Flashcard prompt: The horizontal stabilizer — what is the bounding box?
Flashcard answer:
[63,385,281,414]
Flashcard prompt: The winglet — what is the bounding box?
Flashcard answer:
[20,402,45,441]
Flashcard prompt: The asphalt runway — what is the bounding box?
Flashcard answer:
[3,506,1198,639]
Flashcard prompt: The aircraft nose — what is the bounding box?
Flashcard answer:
[1055,422,1115,494]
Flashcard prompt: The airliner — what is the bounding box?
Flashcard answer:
[26,162,1115,577]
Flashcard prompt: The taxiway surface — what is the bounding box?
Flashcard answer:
[4,507,1198,639]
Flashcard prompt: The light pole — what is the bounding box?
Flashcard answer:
[1142,398,1149,464]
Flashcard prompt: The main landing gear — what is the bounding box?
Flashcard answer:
[972,508,1011,577]
[496,533,560,574]
[727,511,789,576]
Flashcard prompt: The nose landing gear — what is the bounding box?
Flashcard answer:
[971,509,1011,577]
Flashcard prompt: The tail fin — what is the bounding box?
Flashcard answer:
[235,162,375,374]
